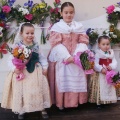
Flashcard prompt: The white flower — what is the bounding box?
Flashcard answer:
[12,5,16,8]
[18,7,29,15]
[0,27,3,31]
[28,49,31,54]
[25,54,29,58]
[113,35,117,38]
[18,49,22,53]
[57,5,61,9]
[23,9,29,15]
[23,48,28,54]
[105,30,109,34]
[113,7,120,12]
[105,33,110,37]
[109,32,113,35]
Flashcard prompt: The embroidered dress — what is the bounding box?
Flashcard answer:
[89,49,117,105]
[1,41,51,114]
[48,19,89,108]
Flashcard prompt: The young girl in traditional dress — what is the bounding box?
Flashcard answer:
[48,2,89,110]
[89,35,117,108]
[1,23,51,119]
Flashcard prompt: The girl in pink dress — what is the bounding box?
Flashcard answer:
[48,2,89,110]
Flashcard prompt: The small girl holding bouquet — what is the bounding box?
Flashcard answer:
[48,2,89,110]
[89,35,117,108]
[1,23,51,119]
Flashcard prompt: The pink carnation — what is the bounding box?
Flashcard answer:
[2,5,11,13]
[50,8,54,13]
[25,14,33,21]
[106,5,115,14]
[55,0,60,4]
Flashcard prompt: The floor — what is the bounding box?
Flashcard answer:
[1,101,120,120]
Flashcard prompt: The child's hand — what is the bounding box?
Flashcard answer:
[101,68,107,74]
[14,68,21,74]
[42,69,47,76]
[64,56,74,64]
[106,66,112,71]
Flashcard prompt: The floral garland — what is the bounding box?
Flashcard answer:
[106,2,120,27]
[86,28,99,47]
[0,0,61,58]
[103,24,120,45]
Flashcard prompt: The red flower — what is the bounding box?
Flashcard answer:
[106,5,115,14]
[0,43,8,54]
[50,8,54,13]
[2,5,11,13]
[55,0,60,4]
[0,22,5,27]
[55,8,58,13]
[25,14,33,21]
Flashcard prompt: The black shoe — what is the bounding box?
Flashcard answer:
[41,111,49,119]
[97,105,102,109]
[18,114,24,120]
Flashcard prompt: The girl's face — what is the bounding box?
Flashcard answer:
[21,26,35,45]
[61,6,75,23]
[98,39,110,52]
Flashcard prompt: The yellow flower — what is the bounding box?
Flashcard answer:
[39,3,46,9]
[32,8,36,13]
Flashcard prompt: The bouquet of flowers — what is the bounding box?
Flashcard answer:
[106,70,120,88]
[103,24,120,44]
[86,28,99,46]
[74,50,95,74]
[105,2,120,26]
[48,0,61,25]
[12,44,32,80]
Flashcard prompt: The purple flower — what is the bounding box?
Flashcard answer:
[0,13,6,20]
[8,0,16,6]
[41,0,45,2]
[24,0,33,7]
[86,28,91,35]
[117,2,120,6]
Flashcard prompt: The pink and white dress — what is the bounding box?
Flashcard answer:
[48,19,89,108]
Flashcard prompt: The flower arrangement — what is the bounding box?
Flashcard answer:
[0,0,62,59]
[86,28,99,46]
[103,24,120,44]
[11,44,32,80]
[105,2,120,26]
[31,0,49,44]
[0,42,8,58]
[106,70,120,88]
[48,0,61,25]
[74,50,95,74]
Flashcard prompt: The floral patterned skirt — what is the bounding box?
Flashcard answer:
[1,64,51,114]
[88,72,117,105]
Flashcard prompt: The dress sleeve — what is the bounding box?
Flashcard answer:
[94,54,103,72]
[49,44,71,62]
[78,34,89,44]
[39,48,48,69]
[49,31,62,47]
[109,51,117,70]
[7,55,16,72]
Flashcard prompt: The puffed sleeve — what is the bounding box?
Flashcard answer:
[7,54,15,72]
[109,51,117,70]
[94,54,103,72]
[49,31,62,47]
[78,34,89,44]
[39,48,48,69]
[49,44,71,62]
